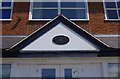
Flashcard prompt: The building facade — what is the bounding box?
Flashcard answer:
[1,0,120,78]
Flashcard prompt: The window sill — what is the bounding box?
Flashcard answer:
[105,19,120,22]
[0,19,12,21]
[28,19,89,22]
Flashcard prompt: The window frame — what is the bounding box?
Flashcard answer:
[0,0,14,21]
[103,0,120,21]
[29,0,89,21]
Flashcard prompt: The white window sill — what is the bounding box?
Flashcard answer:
[105,19,120,21]
[0,19,12,21]
[28,19,89,21]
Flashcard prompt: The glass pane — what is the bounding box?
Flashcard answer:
[2,69,11,77]
[118,10,120,17]
[0,10,2,19]
[109,73,118,77]
[1,9,11,19]
[2,2,11,7]
[64,69,72,79]
[61,9,86,19]
[1,0,12,7]
[105,2,116,8]
[106,10,118,19]
[109,64,118,72]
[61,2,85,8]
[33,2,58,8]
[117,1,120,8]
[2,64,11,77]
[42,69,55,79]
[108,64,119,77]
[32,9,58,19]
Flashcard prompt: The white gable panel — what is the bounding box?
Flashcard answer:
[22,23,98,51]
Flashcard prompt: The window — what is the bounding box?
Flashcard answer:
[104,0,120,20]
[42,69,56,79]
[0,0,13,20]
[0,64,11,78]
[29,0,88,20]
[64,69,72,79]
[108,63,120,77]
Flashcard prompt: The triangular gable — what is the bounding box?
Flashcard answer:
[22,23,97,51]
[8,14,109,52]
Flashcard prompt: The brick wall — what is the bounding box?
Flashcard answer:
[1,2,120,35]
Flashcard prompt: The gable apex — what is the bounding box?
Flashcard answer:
[8,14,110,51]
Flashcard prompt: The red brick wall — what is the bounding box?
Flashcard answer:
[1,2,120,35]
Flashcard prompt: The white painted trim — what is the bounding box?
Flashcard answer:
[29,19,89,21]
[102,62,109,77]
[86,0,90,20]
[10,0,14,20]
[58,0,61,14]
[10,63,18,77]
[116,0,120,19]
[2,57,119,64]
[105,19,120,21]
[0,0,14,20]
[94,34,120,37]
[1,34,120,37]
[29,0,89,21]
[103,0,107,20]
[0,1,1,7]
[28,0,33,20]
[0,19,12,21]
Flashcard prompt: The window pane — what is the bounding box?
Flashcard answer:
[64,69,72,79]
[2,64,11,77]
[108,63,119,77]
[0,9,11,19]
[61,9,86,19]
[106,10,118,19]
[117,1,120,8]
[42,69,55,79]
[32,9,58,19]
[2,2,11,7]
[105,2,116,8]
[33,2,58,8]
[109,64,118,72]
[2,69,11,77]
[61,2,85,8]
[2,64,11,69]
[119,10,120,17]
[0,10,2,19]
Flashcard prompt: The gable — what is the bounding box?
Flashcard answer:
[9,14,109,52]
[22,23,98,51]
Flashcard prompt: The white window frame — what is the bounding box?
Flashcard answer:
[0,0,14,21]
[103,0,120,21]
[29,0,89,21]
